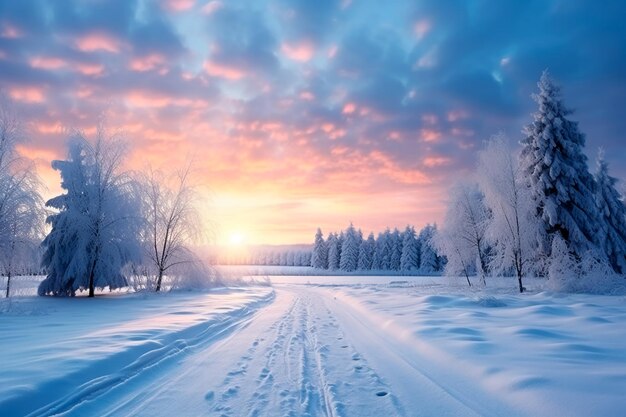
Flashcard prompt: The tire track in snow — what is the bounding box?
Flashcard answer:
[21,291,275,417]
[206,288,403,417]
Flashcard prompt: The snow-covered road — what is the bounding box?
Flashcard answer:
[2,282,625,416]
[14,286,521,417]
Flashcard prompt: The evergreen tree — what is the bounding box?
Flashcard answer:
[327,232,340,270]
[520,71,602,259]
[339,223,359,272]
[340,223,359,271]
[311,228,328,269]
[39,132,142,297]
[380,228,392,270]
[594,150,626,273]
[390,228,402,271]
[371,232,383,270]
[400,226,419,272]
[419,224,442,273]
[357,232,375,270]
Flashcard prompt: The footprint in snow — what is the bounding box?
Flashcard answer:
[376,391,389,397]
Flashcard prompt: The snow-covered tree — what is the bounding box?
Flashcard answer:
[139,166,204,292]
[327,232,340,270]
[520,71,602,260]
[400,226,419,272]
[435,182,490,284]
[371,232,383,270]
[379,229,392,270]
[340,223,359,271]
[311,228,328,269]
[39,130,142,297]
[594,150,626,274]
[357,232,375,270]
[432,227,473,286]
[390,228,402,271]
[0,98,45,297]
[418,224,442,274]
[478,136,540,292]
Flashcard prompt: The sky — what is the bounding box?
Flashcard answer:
[1,0,626,246]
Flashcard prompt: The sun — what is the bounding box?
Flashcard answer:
[228,231,245,246]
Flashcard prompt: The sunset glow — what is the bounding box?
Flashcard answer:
[2,0,625,246]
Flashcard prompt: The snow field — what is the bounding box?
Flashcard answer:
[2,276,626,416]
[0,287,275,416]
[333,284,626,416]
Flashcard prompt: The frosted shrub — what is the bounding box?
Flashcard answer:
[548,237,622,294]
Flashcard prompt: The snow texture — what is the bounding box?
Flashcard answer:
[2,274,626,417]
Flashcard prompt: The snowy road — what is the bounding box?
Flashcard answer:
[3,282,625,416]
[11,286,523,417]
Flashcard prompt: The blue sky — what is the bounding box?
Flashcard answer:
[1,0,625,244]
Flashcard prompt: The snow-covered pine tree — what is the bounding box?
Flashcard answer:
[357,232,375,270]
[520,71,602,259]
[419,224,442,274]
[400,226,419,272]
[340,223,359,271]
[594,150,626,274]
[371,232,383,270]
[327,232,340,270]
[379,228,392,270]
[390,228,402,271]
[311,228,328,269]
[39,131,142,297]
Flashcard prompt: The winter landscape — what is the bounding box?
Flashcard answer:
[2,1,626,416]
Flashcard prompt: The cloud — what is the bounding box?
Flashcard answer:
[2,0,626,243]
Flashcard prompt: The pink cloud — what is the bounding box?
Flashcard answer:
[129,54,165,72]
[125,91,209,109]
[203,60,246,80]
[35,122,64,135]
[1,22,23,39]
[9,87,45,103]
[327,44,338,59]
[30,56,67,70]
[164,0,195,11]
[414,19,432,40]
[342,102,356,114]
[447,109,469,122]
[281,41,315,62]
[420,128,441,142]
[423,156,451,167]
[75,33,121,53]
[202,1,222,14]
[421,114,438,125]
[451,127,474,137]
[76,63,105,76]
[370,150,431,185]
[299,91,315,101]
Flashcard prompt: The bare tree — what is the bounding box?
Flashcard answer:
[0,96,45,297]
[478,135,541,293]
[140,165,203,292]
[436,182,491,286]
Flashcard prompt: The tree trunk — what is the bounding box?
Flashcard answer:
[155,268,164,292]
[88,268,95,297]
[517,275,525,293]
[5,272,10,298]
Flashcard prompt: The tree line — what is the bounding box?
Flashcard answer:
[0,98,210,297]
[310,223,444,274]
[434,71,626,292]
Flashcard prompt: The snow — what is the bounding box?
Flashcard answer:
[1,274,626,416]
